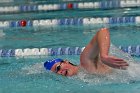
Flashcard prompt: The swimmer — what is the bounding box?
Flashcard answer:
[44,28,129,76]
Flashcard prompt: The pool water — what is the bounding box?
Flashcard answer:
[1,24,140,93]
[1,24,140,49]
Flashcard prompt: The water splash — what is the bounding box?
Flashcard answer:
[21,62,45,75]
[75,44,140,85]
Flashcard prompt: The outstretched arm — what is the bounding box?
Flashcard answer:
[97,28,129,69]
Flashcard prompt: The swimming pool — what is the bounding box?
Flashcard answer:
[1,0,140,93]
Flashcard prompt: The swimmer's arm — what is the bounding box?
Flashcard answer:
[101,56,129,69]
[97,28,129,69]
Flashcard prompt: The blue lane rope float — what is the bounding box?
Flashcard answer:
[0,0,140,13]
[0,16,140,28]
[1,46,140,57]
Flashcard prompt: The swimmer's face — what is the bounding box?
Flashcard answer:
[51,60,77,76]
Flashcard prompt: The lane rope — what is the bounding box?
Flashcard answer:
[0,0,140,13]
[1,45,140,57]
[0,16,139,28]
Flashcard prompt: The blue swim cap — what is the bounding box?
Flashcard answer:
[44,58,63,70]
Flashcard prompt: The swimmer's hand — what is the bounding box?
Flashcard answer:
[101,56,129,70]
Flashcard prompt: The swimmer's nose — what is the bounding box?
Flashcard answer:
[57,69,63,75]
[57,69,66,76]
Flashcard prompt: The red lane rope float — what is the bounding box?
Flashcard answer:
[20,20,27,27]
[67,3,73,9]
